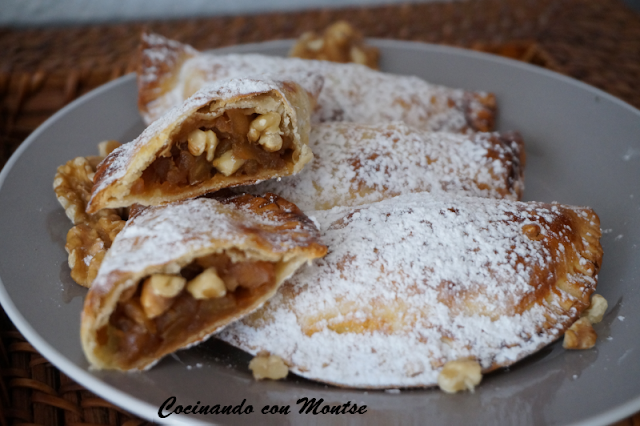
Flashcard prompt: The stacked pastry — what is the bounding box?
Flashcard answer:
[138,32,496,133]
[57,74,329,370]
[54,30,604,393]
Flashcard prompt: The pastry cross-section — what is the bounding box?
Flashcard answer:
[87,75,320,213]
[81,194,327,371]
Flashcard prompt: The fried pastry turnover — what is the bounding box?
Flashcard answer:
[219,192,603,388]
[138,33,496,133]
[81,194,327,371]
[243,122,525,211]
[87,75,320,213]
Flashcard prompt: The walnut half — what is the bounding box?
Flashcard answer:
[54,141,125,287]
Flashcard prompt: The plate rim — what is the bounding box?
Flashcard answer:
[1,38,639,425]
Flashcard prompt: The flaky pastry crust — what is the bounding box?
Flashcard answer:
[219,193,603,389]
[81,194,327,371]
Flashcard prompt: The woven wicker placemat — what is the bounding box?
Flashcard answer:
[1,0,639,424]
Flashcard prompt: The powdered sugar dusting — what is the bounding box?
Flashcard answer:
[92,197,320,292]
[140,36,492,132]
[243,122,523,210]
[219,193,600,388]
[139,33,199,85]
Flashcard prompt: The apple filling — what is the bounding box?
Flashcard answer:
[130,108,295,195]
[98,252,278,368]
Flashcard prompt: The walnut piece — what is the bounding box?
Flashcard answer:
[66,224,106,287]
[437,359,483,393]
[581,294,608,324]
[212,151,245,176]
[289,21,379,69]
[140,274,186,318]
[142,274,186,309]
[53,157,95,225]
[187,129,206,156]
[186,268,227,299]
[54,143,125,288]
[64,217,125,288]
[249,352,289,380]
[563,317,597,349]
[187,129,218,161]
[247,112,282,152]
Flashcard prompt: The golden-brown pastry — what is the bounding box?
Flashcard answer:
[138,33,496,133]
[289,21,379,69]
[87,75,319,213]
[243,122,525,210]
[81,194,327,371]
[219,192,602,389]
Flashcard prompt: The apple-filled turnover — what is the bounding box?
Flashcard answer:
[219,192,602,388]
[87,75,320,213]
[81,194,327,370]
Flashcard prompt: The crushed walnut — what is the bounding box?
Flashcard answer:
[104,253,279,367]
[53,141,125,287]
[249,352,289,380]
[131,108,292,194]
[289,21,379,69]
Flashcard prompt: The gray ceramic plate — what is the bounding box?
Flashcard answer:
[1,40,639,426]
